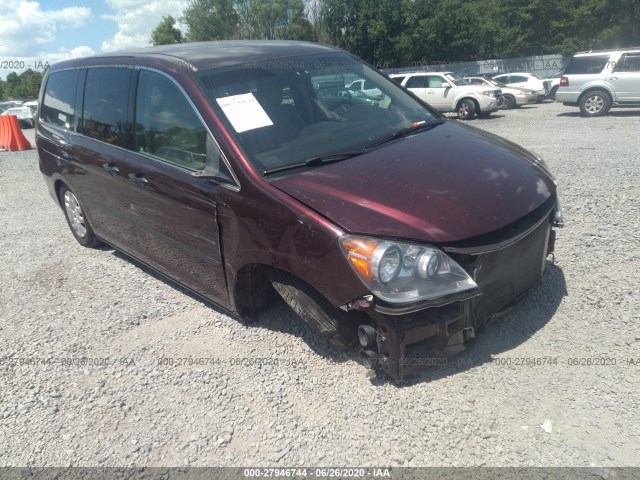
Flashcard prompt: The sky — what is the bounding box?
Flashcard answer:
[0,0,191,80]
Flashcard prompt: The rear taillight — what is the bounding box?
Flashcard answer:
[560,76,569,87]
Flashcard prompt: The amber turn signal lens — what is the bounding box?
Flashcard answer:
[340,237,378,281]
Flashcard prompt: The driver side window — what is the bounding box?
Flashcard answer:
[135,71,207,171]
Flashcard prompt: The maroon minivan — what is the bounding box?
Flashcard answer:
[36,41,563,380]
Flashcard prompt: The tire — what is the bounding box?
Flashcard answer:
[269,270,358,349]
[456,99,476,120]
[503,95,516,109]
[579,90,611,117]
[549,86,559,100]
[60,185,101,248]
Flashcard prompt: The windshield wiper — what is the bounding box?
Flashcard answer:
[263,152,364,175]
[364,119,447,150]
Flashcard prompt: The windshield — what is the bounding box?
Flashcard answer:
[197,52,441,174]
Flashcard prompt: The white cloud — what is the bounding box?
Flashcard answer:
[0,1,91,56]
[43,46,96,65]
[100,0,189,52]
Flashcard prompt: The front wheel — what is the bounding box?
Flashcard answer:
[579,90,611,117]
[269,270,358,349]
[456,99,476,120]
[60,185,101,248]
[502,95,516,109]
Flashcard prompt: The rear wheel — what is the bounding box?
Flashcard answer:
[456,99,476,120]
[579,90,611,117]
[549,86,559,100]
[269,270,358,349]
[503,95,516,109]
[60,185,101,248]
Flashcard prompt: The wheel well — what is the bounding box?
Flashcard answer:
[54,179,67,206]
[504,93,515,100]
[578,88,612,104]
[232,263,279,319]
[232,264,368,327]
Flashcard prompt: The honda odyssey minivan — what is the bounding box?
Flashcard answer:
[37,41,563,380]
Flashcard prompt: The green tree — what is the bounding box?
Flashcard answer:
[0,70,43,100]
[151,15,184,45]
[14,70,43,99]
[321,0,409,67]
[308,0,330,43]
[238,0,312,40]
[182,0,239,41]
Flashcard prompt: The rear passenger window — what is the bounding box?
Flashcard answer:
[135,71,207,171]
[42,70,79,129]
[82,68,133,148]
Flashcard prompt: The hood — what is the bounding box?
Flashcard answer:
[270,121,556,244]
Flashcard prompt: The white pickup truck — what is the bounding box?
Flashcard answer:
[389,71,503,119]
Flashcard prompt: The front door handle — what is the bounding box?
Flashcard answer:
[128,172,148,187]
[102,163,119,176]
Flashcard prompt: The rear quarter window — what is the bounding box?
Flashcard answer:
[406,76,428,88]
[616,53,640,72]
[564,55,610,74]
[42,70,79,129]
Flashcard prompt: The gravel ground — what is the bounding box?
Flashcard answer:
[1,101,639,468]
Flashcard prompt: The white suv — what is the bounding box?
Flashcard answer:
[389,71,502,120]
[556,48,640,116]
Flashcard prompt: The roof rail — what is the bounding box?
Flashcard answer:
[577,46,640,54]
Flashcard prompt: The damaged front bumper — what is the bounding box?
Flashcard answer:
[348,195,562,381]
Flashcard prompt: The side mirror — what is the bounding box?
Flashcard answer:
[192,135,236,188]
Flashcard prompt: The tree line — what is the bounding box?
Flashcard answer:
[0,70,44,101]
[152,0,640,67]
[2,0,637,100]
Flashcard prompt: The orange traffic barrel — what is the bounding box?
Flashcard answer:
[2,115,32,151]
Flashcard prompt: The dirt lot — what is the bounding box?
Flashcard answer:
[1,101,639,469]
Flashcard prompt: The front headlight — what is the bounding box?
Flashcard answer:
[339,236,478,304]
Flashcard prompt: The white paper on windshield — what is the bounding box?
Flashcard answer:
[216,93,273,133]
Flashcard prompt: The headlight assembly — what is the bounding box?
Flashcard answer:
[339,235,478,304]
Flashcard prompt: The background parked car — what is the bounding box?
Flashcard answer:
[23,100,39,117]
[464,76,537,109]
[556,48,640,117]
[492,72,551,101]
[317,87,383,109]
[1,106,35,128]
[545,70,565,99]
[390,71,503,119]
[346,78,384,99]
